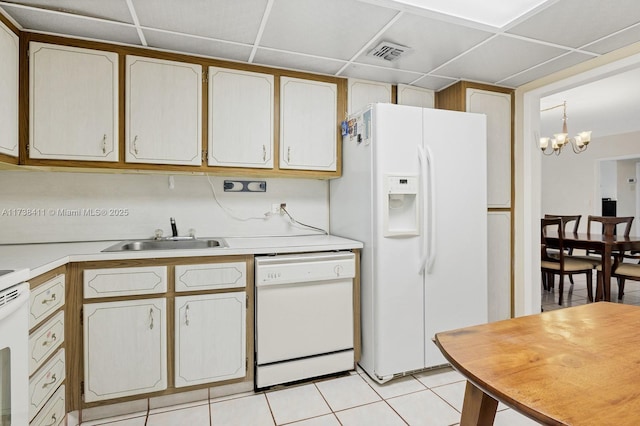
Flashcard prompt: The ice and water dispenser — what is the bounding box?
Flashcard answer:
[383,174,419,237]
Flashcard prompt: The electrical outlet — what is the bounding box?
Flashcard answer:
[271,204,281,214]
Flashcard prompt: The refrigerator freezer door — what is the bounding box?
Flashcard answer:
[370,104,426,379]
[422,108,488,368]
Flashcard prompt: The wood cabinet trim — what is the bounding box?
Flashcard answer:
[16,32,345,178]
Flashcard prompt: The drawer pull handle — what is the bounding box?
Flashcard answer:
[41,294,57,304]
[133,135,139,155]
[42,333,57,346]
[101,134,107,154]
[42,373,57,389]
[287,146,291,163]
[45,413,57,426]
[149,307,154,330]
[185,304,190,326]
[262,144,266,162]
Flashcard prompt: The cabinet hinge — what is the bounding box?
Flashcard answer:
[202,74,208,83]
[80,381,84,397]
[80,307,83,326]
[246,357,248,371]
[202,150,207,162]
[246,295,248,308]
[26,144,29,152]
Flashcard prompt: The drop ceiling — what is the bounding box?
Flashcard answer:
[1,0,640,91]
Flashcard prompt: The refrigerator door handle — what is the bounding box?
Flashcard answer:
[425,145,437,272]
[418,146,429,275]
[418,145,437,275]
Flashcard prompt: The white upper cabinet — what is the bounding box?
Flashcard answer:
[397,84,434,108]
[280,77,337,171]
[0,21,18,157]
[126,55,202,166]
[208,67,274,168]
[29,42,119,161]
[348,78,391,114]
[466,89,512,208]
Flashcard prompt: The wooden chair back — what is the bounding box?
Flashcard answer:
[544,214,581,234]
[587,215,634,237]
[541,217,564,264]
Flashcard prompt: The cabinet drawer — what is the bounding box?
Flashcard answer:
[29,311,64,375]
[30,274,65,329]
[29,348,65,421]
[175,262,246,292]
[30,384,65,426]
[84,266,167,298]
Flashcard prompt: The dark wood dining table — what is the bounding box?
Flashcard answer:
[545,230,640,301]
[434,302,640,426]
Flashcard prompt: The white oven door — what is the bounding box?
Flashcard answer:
[0,282,30,426]
[256,277,353,365]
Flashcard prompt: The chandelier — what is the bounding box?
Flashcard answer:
[538,101,592,156]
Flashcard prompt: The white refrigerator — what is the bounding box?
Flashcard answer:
[330,103,488,383]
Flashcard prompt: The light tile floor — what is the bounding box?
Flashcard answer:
[80,366,541,426]
[541,271,640,311]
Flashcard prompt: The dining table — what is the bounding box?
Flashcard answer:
[434,302,640,426]
[545,230,640,301]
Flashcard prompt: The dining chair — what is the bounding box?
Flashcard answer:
[570,215,635,267]
[610,253,640,299]
[543,214,582,288]
[541,218,594,304]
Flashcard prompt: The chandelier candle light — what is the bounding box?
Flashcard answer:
[539,101,592,155]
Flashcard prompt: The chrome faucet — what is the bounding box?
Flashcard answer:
[170,217,178,238]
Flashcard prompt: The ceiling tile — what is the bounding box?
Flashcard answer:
[498,52,594,87]
[143,29,252,62]
[584,24,640,55]
[435,35,569,83]
[1,5,141,45]
[2,0,133,23]
[354,13,493,73]
[409,75,458,91]
[252,49,346,75]
[340,63,423,85]
[260,0,398,61]
[131,0,269,44]
[507,0,640,48]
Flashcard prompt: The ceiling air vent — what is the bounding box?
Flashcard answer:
[367,41,410,61]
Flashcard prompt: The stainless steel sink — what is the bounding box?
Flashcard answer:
[102,238,226,252]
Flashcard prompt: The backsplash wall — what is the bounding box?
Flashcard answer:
[0,170,329,244]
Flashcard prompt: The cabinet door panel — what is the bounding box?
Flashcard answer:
[83,298,167,402]
[397,84,434,108]
[280,77,337,171]
[175,293,246,387]
[208,67,274,168]
[29,42,118,161]
[83,266,167,298]
[0,21,18,157]
[488,212,511,321]
[126,56,202,165]
[466,89,511,208]
[175,262,246,292]
[347,78,391,114]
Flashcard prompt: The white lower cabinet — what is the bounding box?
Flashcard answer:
[83,298,167,402]
[174,292,246,387]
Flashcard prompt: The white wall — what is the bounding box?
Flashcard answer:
[600,160,617,199]
[541,130,640,235]
[0,170,329,244]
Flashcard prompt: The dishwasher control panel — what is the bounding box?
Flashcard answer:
[255,252,355,286]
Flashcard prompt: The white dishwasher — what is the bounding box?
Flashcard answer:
[255,251,355,389]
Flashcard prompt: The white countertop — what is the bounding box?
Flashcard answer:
[0,234,362,290]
